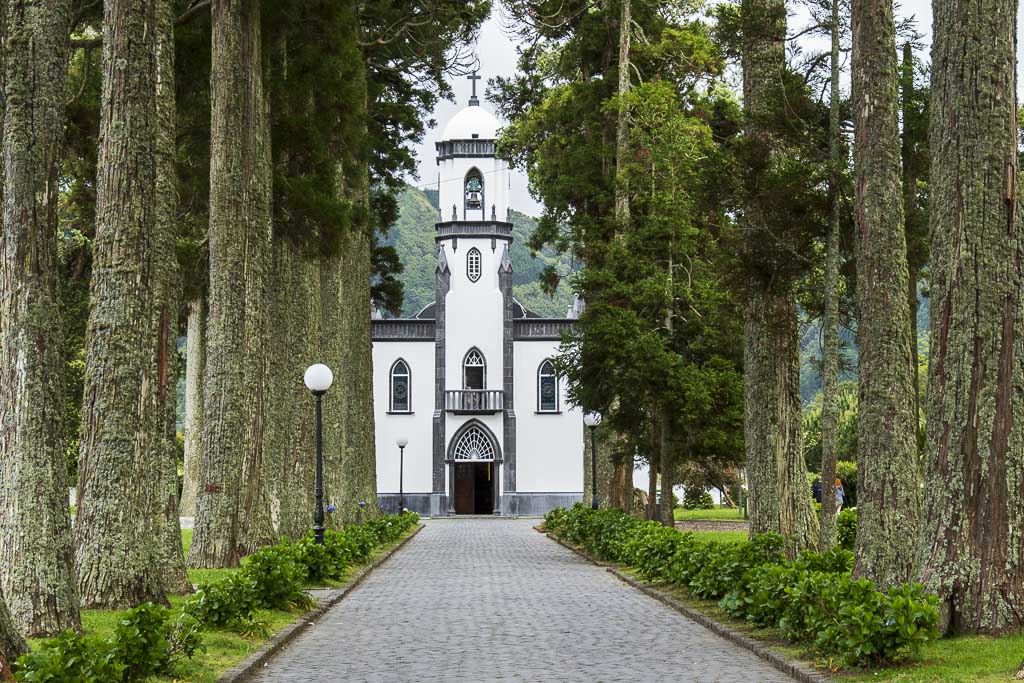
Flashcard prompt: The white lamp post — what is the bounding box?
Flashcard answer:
[396,437,408,512]
[583,411,602,510]
[304,364,334,544]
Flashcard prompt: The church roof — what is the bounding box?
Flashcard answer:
[442,105,500,141]
[414,297,541,320]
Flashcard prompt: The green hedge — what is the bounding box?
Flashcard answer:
[544,505,938,667]
[15,512,419,682]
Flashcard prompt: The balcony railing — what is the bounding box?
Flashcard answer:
[513,319,577,340]
[445,389,504,414]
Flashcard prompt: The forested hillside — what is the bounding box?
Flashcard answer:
[383,187,576,318]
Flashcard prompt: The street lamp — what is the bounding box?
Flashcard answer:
[396,437,408,513]
[583,411,602,510]
[304,363,334,544]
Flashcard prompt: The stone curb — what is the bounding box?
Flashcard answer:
[218,524,425,683]
[541,529,832,683]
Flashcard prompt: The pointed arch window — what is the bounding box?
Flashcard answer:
[463,348,486,390]
[538,359,559,412]
[390,359,411,413]
[467,247,482,283]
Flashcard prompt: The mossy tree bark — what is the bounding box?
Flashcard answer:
[76,0,181,608]
[918,0,1024,633]
[0,0,81,635]
[740,0,818,553]
[849,0,920,588]
[743,291,818,552]
[266,239,318,540]
[180,297,206,518]
[189,0,274,568]
[0,591,25,673]
[818,0,842,551]
[151,0,191,594]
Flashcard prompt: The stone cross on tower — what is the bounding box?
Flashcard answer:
[468,71,481,106]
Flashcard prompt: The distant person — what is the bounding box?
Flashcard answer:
[835,479,845,512]
[812,478,822,504]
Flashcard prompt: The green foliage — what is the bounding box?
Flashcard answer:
[14,632,123,683]
[241,545,314,612]
[836,507,857,550]
[682,487,715,510]
[546,505,939,667]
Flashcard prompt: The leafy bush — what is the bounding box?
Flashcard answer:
[14,632,123,682]
[545,505,939,667]
[181,572,264,634]
[242,545,314,611]
[837,508,857,550]
[108,603,171,679]
[682,487,714,510]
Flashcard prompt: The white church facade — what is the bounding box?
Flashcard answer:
[370,82,584,516]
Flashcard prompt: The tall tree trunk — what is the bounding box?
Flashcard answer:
[151,0,191,594]
[659,408,674,526]
[610,451,631,511]
[850,0,921,588]
[614,0,631,225]
[0,591,25,674]
[266,241,318,539]
[76,0,175,608]
[818,0,842,551]
[900,42,923,457]
[919,0,1024,633]
[189,0,274,568]
[743,291,818,551]
[335,215,380,523]
[0,0,80,635]
[740,0,818,553]
[180,296,206,518]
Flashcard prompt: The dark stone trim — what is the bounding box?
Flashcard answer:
[435,138,496,162]
[385,411,415,415]
[500,246,517,511]
[502,492,583,516]
[513,318,576,340]
[432,252,451,500]
[435,220,513,241]
[371,319,435,341]
[376,493,433,516]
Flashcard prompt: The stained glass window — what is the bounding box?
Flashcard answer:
[538,360,558,412]
[390,360,410,412]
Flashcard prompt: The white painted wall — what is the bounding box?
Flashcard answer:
[372,340,435,494]
[438,153,509,222]
[443,239,505,394]
[514,341,584,493]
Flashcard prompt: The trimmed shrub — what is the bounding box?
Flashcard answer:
[836,508,857,550]
[545,504,939,667]
[682,487,714,510]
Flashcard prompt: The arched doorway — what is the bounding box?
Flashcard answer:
[448,420,500,515]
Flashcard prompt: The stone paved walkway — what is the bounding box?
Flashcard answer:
[250,519,794,682]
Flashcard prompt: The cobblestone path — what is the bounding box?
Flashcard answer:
[251,519,794,682]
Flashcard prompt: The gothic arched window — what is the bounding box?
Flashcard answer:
[463,348,486,390]
[465,169,483,210]
[538,360,558,412]
[467,247,482,283]
[390,359,411,413]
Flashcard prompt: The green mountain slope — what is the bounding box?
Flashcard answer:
[384,187,575,318]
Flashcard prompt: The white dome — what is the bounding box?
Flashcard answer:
[442,105,500,140]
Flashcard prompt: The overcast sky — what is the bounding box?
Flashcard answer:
[411,0,1019,218]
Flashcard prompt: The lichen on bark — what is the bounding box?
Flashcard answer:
[918,0,1024,634]
[0,0,81,635]
[188,0,274,568]
[849,0,920,588]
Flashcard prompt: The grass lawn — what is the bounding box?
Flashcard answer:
[688,530,747,544]
[673,506,746,522]
[27,525,419,682]
[844,633,1024,683]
